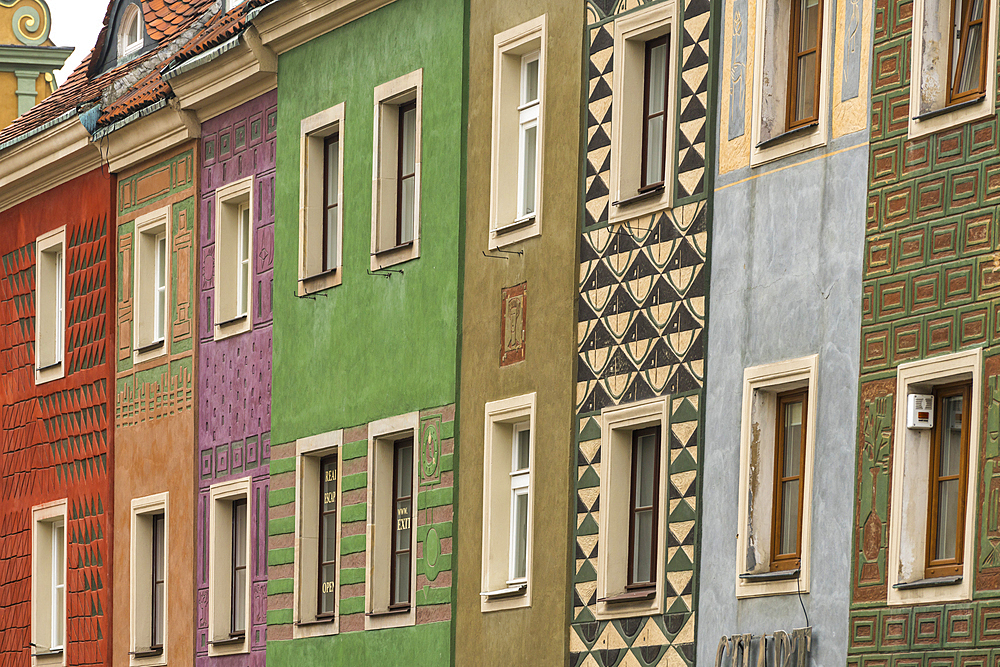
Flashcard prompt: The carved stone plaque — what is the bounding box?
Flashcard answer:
[500,282,527,367]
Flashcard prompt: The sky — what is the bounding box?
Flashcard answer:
[46,0,108,84]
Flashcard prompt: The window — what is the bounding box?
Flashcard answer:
[909,0,997,137]
[366,413,419,630]
[119,4,143,56]
[481,393,535,612]
[595,398,667,619]
[298,103,344,295]
[208,480,250,655]
[130,493,167,666]
[226,0,246,10]
[750,0,831,164]
[214,177,253,339]
[608,4,676,223]
[35,227,65,384]
[293,429,342,638]
[32,501,66,666]
[489,16,546,248]
[133,207,170,361]
[887,348,981,605]
[735,356,817,599]
[371,70,422,270]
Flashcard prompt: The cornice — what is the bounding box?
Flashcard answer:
[103,99,200,172]
[251,0,395,56]
[0,44,73,70]
[0,117,102,212]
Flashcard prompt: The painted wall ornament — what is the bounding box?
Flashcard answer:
[728,0,748,139]
[419,414,442,487]
[0,0,51,46]
[716,628,812,667]
[841,0,863,100]
[500,282,527,367]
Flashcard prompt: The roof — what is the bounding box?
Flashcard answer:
[170,0,271,66]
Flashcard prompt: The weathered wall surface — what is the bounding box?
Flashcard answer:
[195,90,276,667]
[0,167,114,667]
[113,143,198,667]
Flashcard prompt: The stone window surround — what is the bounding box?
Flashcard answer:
[207,478,252,656]
[213,176,254,341]
[130,493,168,667]
[35,226,65,385]
[298,103,345,296]
[32,499,67,667]
[132,206,170,365]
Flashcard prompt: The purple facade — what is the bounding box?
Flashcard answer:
[196,89,277,667]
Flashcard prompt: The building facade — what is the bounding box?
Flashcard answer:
[0,0,70,127]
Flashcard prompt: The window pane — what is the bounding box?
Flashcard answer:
[233,568,246,633]
[794,53,817,122]
[936,478,960,560]
[637,433,657,507]
[632,508,653,583]
[319,563,337,614]
[512,491,528,580]
[326,137,339,206]
[783,401,803,476]
[154,582,165,643]
[393,553,410,604]
[234,502,247,566]
[400,178,415,244]
[321,513,337,563]
[780,480,799,554]
[239,207,251,316]
[154,517,165,579]
[939,395,964,476]
[799,0,820,50]
[401,108,416,176]
[644,115,664,185]
[396,444,412,498]
[958,24,983,95]
[515,426,530,472]
[647,43,667,115]
[522,57,539,105]
[519,124,537,216]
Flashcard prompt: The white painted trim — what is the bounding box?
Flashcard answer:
[34,226,66,385]
[130,493,169,667]
[132,206,171,365]
[207,479,252,655]
[31,500,67,667]
[213,176,255,340]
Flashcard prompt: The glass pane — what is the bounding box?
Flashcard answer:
[936,478,959,560]
[326,137,339,205]
[783,401,803,476]
[633,508,653,583]
[53,584,63,646]
[154,517,165,579]
[515,426,530,472]
[940,395,964,477]
[644,115,664,185]
[401,108,416,176]
[400,178,415,244]
[234,502,247,566]
[233,568,246,632]
[393,553,410,604]
[395,499,410,551]
[520,124,537,216]
[239,209,250,315]
[396,444,412,498]
[322,513,337,563]
[322,459,337,510]
[54,523,64,585]
[647,43,667,115]
[637,434,657,507]
[154,582,165,642]
[522,57,539,105]
[795,52,817,122]
[319,563,337,614]
[780,480,799,554]
[958,24,983,94]
[799,0,819,50]
[512,491,528,579]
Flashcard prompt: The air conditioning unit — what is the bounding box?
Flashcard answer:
[907,394,934,429]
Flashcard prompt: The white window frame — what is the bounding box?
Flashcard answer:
[214,176,254,340]
[488,15,546,249]
[133,207,170,364]
[735,355,818,598]
[119,3,143,57]
[749,0,833,165]
[130,493,168,667]
[515,52,540,223]
[32,500,67,667]
[293,429,343,639]
[481,393,536,613]
[594,397,669,619]
[35,227,65,385]
[887,347,982,606]
[907,0,998,139]
[608,3,678,224]
[207,479,251,655]
[365,412,419,630]
[370,70,422,271]
[298,103,345,296]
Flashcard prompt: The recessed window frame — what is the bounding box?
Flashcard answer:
[207,478,251,656]
[735,355,818,599]
[481,393,536,613]
[298,103,345,295]
[35,226,66,385]
[595,397,668,620]
[488,15,546,249]
[388,438,414,610]
[785,0,823,130]
[887,348,981,606]
[607,3,677,224]
[293,429,344,639]
[371,70,422,271]
[365,413,419,630]
[130,493,168,667]
[626,425,661,589]
[214,176,254,340]
[32,499,67,667]
[769,389,808,572]
[133,207,171,364]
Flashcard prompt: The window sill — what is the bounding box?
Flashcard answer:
[740,568,801,583]
[217,314,248,328]
[755,122,819,150]
[913,96,985,122]
[495,215,536,235]
[296,617,335,627]
[612,185,664,208]
[130,648,164,659]
[36,360,62,372]
[365,606,410,617]
[373,241,414,257]
[31,649,63,658]
[136,339,164,355]
[207,635,245,646]
[480,583,527,600]
[893,575,962,590]
[598,588,656,604]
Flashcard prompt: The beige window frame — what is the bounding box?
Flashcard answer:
[595,397,668,619]
[365,412,419,630]
[887,348,981,606]
[298,103,345,295]
[481,393,536,613]
[133,207,170,364]
[214,176,254,340]
[130,493,168,667]
[907,0,998,139]
[608,3,678,224]
[119,3,143,57]
[32,500,67,667]
[207,479,251,655]
[488,16,546,249]
[35,227,65,385]
[735,355,818,598]
[370,70,422,271]
[293,429,343,638]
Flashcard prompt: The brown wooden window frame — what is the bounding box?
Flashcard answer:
[769,389,808,572]
[321,133,339,274]
[317,454,338,618]
[395,101,417,249]
[785,0,824,131]
[639,35,670,193]
[388,438,413,610]
[229,499,247,637]
[924,381,972,579]
[150,513,165,650]
[626,425,661,589]
[947,0,990,106]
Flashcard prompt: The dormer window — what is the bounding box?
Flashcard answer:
[226,0,246,9]
[119,4,143,57]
